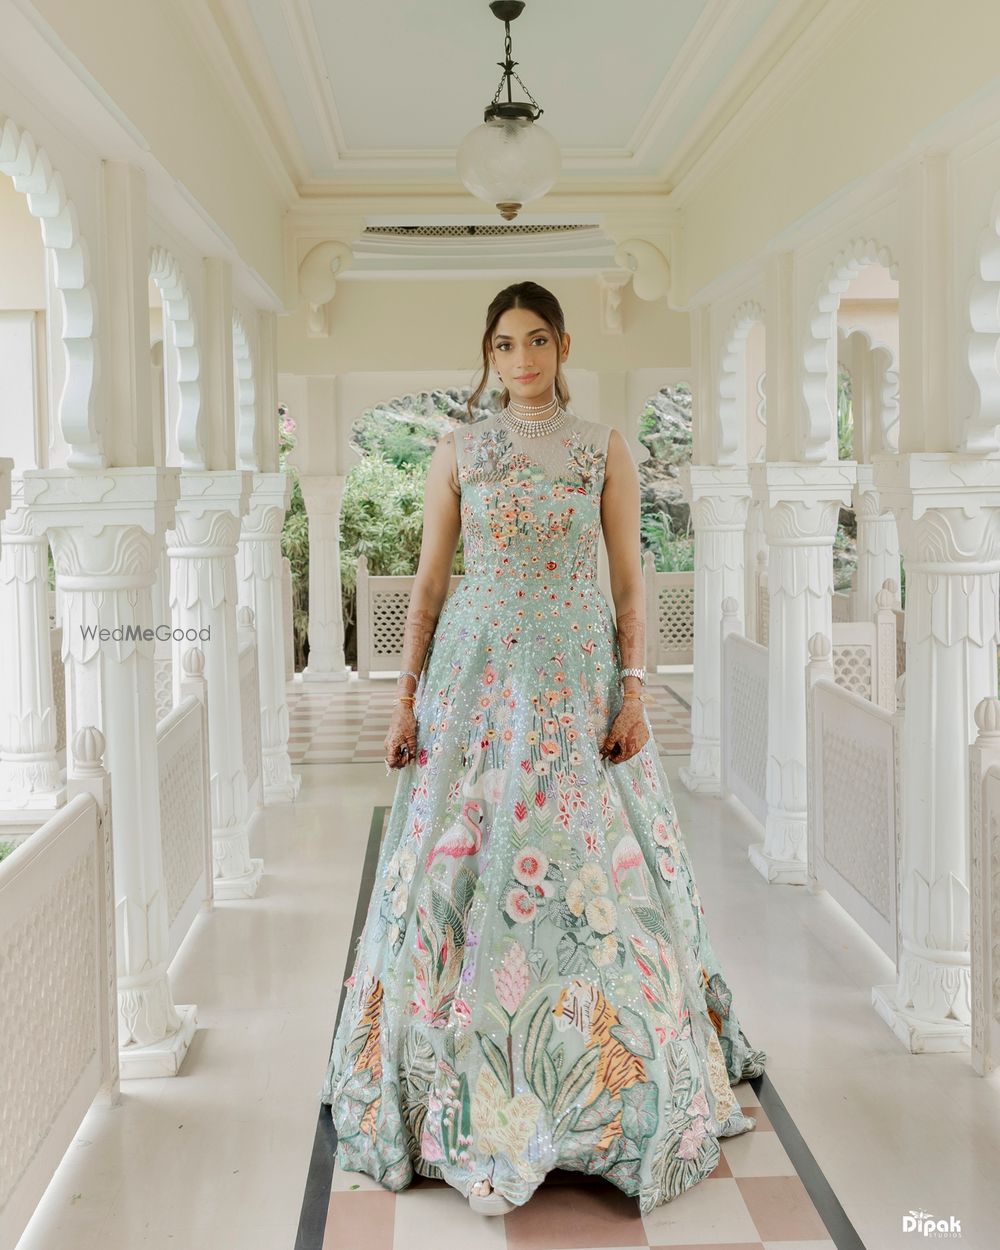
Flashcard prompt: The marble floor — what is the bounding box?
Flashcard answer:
[14,694,1000,1250]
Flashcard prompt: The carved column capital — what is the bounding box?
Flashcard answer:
[749,461,855,546]
[680,464,752,531]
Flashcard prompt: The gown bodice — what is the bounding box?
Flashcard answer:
[454,410,612,588]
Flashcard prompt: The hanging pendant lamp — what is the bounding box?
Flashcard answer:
[457,1,561,221]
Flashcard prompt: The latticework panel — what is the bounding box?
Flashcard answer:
[991,808,1000,1029]
[0,849,98,1210]
[833,644,873,699]
[728,659,768,804]
[159,720,207,927]
[153,656,173,723]
[656,584,695,662]
[757,584,770,646]
[370,591,411,662]
[820,723,892,922]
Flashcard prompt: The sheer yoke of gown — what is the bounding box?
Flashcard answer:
[319,410,767,1215]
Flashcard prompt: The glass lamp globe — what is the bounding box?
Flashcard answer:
[457,116,560,220]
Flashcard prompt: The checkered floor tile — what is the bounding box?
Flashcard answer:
[322,1086,836,1249]
[287,678,692,765]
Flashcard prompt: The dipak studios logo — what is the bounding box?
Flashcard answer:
[903,1208,962,1239]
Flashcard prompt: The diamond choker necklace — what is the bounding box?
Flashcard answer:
[498,400,568,437]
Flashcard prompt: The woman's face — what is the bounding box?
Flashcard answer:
[489,307,569,401]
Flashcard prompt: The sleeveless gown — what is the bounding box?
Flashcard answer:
[319,410,767,1215]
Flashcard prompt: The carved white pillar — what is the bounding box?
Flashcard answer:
[299,474,351,682]
[852,464,901,620]
[237,471,300,801]
[678,465,751,794]
[0,475,64,806]
[168,471,263,899]
[871,454,1000,1052]
[749,462,855,884]
[24,466,197,1076]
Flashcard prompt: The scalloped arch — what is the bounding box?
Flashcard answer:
[0,115,101,467]
[717,299,765,464]
[801,238,899,461]
[964,187,1000,453]
[149,246,204,469]
[232,311,258,471]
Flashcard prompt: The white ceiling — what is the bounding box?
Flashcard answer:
[214,0,792,189]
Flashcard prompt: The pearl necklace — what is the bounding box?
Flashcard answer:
[498,400,568,437]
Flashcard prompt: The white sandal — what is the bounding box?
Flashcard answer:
[467,1176,514,1216]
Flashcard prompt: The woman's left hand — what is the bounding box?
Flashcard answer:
[599,700,649,764]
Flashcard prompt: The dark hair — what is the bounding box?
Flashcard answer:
[466,281,571,420]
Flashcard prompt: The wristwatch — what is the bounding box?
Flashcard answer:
[621,666,646,684]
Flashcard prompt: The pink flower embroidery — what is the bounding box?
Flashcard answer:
[493,942,530,1013]
[513,846,549,885]
[505,887,537,924]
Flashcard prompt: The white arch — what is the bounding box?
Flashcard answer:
[716,299,765,464]
[801,238,899,461]
[149,246,204,469]
[965,187,1000,453]
[0,115,100,468]
[232,311,258,470]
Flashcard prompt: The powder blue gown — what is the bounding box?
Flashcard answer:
[319,410,767,1214]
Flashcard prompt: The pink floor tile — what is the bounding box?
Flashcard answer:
[503,1180,648,1250]
[736,1176,831,1243]
[324,1189,397,1250]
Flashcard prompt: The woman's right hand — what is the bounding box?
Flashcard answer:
[384,702,418,770]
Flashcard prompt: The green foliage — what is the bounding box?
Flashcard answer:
[339,454,465,663]
[837,365,854,461]
[350,407,453,468]
[0,841,16,862]
[278,404,311,670]
[639,513,694,572]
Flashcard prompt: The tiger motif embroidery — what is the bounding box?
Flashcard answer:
[353,974,384,1138]
[552,978,647,1150]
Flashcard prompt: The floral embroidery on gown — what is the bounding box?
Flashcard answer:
[319,409,767,1214]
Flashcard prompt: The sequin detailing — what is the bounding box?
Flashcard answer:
[319,412,767,1214]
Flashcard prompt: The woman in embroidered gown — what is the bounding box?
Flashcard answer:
[319,282,766,1217]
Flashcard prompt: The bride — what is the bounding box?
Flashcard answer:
[319,280,766,1217]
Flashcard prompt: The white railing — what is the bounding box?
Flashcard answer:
[720,598,769,825]
[828,581,899,711]
[755,567,770,646]
[0,730,117,1250]
[153,634,173,723]
[356,555,463,678]
[642,551,694,671]
[806,633,901,962]
[237,607,263,809]
[355,553,697,678]
[969,698,1000,1076]
[157,649,212,963]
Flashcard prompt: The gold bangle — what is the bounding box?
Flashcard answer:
[397,694,416,704]
[623,691,652,704]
